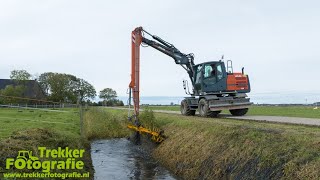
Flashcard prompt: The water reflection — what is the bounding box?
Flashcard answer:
[91,138,176,180]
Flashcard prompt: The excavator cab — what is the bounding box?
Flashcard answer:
[194,61,228,94]
[193,60,250,96]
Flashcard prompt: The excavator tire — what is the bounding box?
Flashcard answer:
[180,99,195,116]
[230,108,248,116]
[198,99,220,117]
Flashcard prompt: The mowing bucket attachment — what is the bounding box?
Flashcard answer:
[127,123,165,143]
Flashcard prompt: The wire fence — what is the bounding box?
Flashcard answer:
[0,94,78,108]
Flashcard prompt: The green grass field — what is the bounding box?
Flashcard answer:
[0,107,93,179]
[142,105,320,119]
[0,108,80,139]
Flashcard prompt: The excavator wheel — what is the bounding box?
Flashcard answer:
[180,99,195,116]
[198,99,220,117]
[230,108,248,116]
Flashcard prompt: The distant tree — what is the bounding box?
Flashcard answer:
[37,72,96,103]
[98,88,124,106]
[118,100,124,106]
[74,78,96,103]
[0,85,25,103]
[97,101,103,106]
[47,73,77,103]
[109,99,124,106]
[38,72,54,95]
[99,99,124,106]
[10,70,31,81]
[99,88,117,102]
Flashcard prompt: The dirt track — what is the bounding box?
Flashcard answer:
[106,107,320,126]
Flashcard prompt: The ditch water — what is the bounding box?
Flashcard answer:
[91,138,177,180]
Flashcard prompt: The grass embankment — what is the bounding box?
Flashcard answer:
[0,108,93,180]
[95,108,320,179]
[83,108,130,140]
[143,105,320,119]
[153,113,320,179]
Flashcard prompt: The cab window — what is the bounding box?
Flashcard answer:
[216,64,223,80]
[195,65,202,84]
[204,65,212,78]
[203,63,216,85]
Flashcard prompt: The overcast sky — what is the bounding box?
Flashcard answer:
[1,0,319,97]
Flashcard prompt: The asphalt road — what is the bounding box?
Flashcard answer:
[106,107,320,126]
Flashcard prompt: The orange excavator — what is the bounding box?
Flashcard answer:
[127,27,252,143]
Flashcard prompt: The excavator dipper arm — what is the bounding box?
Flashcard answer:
[128,27,166,143]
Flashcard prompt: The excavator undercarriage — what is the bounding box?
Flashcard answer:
[181,93,252,117]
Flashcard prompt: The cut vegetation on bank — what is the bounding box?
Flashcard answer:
[89,108,320,179]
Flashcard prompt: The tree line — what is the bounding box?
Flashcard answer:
[0,70,124,106]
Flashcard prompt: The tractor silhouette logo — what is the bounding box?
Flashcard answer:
[17,150,39,161]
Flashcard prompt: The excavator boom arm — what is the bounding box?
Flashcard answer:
[129,27,195,117]
[129,27,143,118]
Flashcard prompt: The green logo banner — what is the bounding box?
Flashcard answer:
[6,147,85,173]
